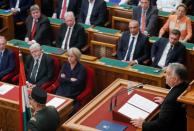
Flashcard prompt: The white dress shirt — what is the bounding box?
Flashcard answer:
[156,0,182,12]
[158,42,172,68]
[124,33,139,61]
[61,25,74,50]
[85,0,95,25]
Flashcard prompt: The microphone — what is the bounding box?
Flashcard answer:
[109,83,143,112]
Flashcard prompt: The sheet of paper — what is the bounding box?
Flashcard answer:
[46,97,66,108]
[118,103,149,119]
[0,84,14,95]
[127,94,158,113]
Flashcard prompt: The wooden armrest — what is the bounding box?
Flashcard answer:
[0,26,8,33]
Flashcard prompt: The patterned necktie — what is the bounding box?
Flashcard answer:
[165,45,174,66]
[141,10,146,33]
[62,27,71,50]
[60,0,67,19]
[126,37,135,61]
[30,59,39,83]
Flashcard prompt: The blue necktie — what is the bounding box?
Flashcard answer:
[126,37,135,61]
[109,0,121,4]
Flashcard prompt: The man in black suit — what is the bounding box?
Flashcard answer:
[52,0,82,19]
[131,63,188,131]
[132,0,158,36]
[117,20,150,65]
[56,11,87,50]
[9,0,33,22]
[78,0,107,26]
[25,4,52,45]
[151,29,186,68]
[25,43,54,88]
[0,36,16,79]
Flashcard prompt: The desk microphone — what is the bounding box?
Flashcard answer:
[109,83,143,112]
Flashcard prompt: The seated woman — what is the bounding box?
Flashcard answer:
[56,48,87,99]
[159,4,192,42]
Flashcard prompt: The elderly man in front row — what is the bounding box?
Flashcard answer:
[25,43,54,88]
[0,36,16,79]
[131,63,188,131]
[117,20,150,66]
[56,11,87,50]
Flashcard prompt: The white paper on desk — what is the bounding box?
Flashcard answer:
[46,97,66,108]
[127,94,158,113]
[0,84,14,95]
[118,103,149,119]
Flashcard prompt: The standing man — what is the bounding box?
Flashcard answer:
[132,0,158,36]
[56,11,87,50]
[25,4,52,45]
[25,43,54,88]
[131,63,188,131]
[0,36,16,79]
[117,20,150,65]
[78,0,107,26]
[151,29,186,68]
[28,87,60,131]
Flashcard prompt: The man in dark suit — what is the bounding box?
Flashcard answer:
[28,87,60,131]
[117,20,150,65]
[25,43,54,88]
[52,0,82,19]
[132,0,158,36]
[151,29,186,68]
[78,0,107,26]
[25,4,52,45]
[9,0,33,21]
[131,63,188,131]
[0,36,16,79]
[56,11,87,50]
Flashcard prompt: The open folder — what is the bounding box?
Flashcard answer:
[118,94,159,120]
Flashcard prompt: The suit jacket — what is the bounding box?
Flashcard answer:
[117,31,150,64]
[151,38,186,67]
[56,23,87,49]
[78,0,107,26]
[55,0,82,18]
[0,49,16,79]
[9,0,33,21]
[143,82,188,131]
[132,6,158,36]
[25,54,54,87]
[28,106,60,131]
[56,62,86,99]
[25,14,52,45]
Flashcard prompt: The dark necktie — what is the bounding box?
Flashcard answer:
[63,27,71,50]
[126,37,135,61]
[0,52,2,70]
[30,59,39,83]
[165,45,174,66]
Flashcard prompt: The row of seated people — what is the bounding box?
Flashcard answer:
[1,0,193,42]
[0,36,94,108]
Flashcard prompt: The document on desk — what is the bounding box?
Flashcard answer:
[118,93,158,119]
[46,97,66,108]
[0,84,14,95]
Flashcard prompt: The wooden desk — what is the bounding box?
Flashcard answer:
[7,40,166,95]
[62,79,168,131]
[0,82,73,131]
[0,9,14,39]
[178,81,194,131]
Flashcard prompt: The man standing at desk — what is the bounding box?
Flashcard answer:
[132,0,158,36]
[117,20,150,65]
[151,29,186,68]
[131,63,188,131]
[25,43,54,88]
[56,11,87,50]
[0,36,16,80]
[28,87,60,131]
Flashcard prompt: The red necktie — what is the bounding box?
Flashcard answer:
[30,21,37,40]
[60,0,67,19]
[141,10,146,33]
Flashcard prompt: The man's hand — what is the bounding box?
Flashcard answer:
[128,60,137,66]
[70,78,77,82]
[61,73,66,78]
[130,118,144,128]
[153,96,164,104]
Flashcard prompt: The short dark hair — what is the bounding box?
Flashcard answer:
[170,29,181,37]
[169,63,188,81]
